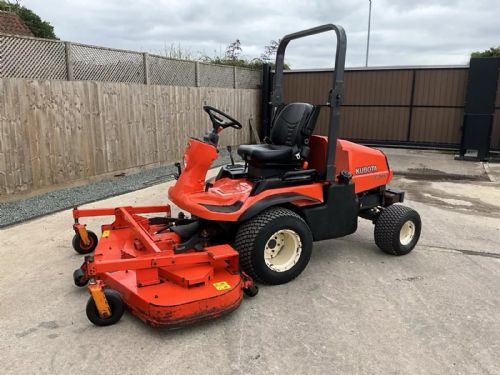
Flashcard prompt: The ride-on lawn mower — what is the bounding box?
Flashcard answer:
[71,24,421,327]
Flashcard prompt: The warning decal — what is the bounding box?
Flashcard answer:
[213,281,231,291]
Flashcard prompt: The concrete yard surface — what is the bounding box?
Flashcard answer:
[382,148,489,181]
[1,154,500,374]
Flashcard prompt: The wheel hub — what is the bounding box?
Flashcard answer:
[399,220,416,246]
[264,229,302,272]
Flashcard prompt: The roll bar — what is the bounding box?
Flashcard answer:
[271,24,347,182]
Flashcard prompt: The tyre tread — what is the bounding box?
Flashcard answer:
[235,207,308,284]
[374,204,420,255]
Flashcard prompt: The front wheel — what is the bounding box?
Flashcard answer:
[235,207,313,285]
[374,205,421,255]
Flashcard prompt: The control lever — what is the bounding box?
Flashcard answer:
[227,145,235,166]
[225,145,244,171]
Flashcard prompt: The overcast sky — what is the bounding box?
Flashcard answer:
[24,0,500,69]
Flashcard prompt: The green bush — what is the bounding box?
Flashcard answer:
[471,47,500,58]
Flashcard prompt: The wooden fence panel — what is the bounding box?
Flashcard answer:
[0,78,258,196]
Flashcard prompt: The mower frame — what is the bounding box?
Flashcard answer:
[72,205,255,327]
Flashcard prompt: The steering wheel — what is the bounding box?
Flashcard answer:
[203,106,242,130]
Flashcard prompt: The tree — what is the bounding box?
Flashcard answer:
[471,47,500,58]
[200,39,289,69]
[200,39,258,68]
[162,38,289,69]
[225,39,242,61]
[260,40,280,63]
[0,0,57,39]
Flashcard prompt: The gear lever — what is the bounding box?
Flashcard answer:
[227,145,235,166]
[226,145,243,170]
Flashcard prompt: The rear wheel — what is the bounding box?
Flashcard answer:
[374,205,421,255]
[235,207,313,285]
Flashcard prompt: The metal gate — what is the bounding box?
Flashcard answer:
[262,65,500,152]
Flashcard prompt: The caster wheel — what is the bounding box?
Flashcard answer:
[243,285,259,297]
[72,230,98,254]
[73,268,88,287]
[86,289,124,327]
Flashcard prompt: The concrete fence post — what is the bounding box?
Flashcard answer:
[65,42,74,81]
[195,61,200,87]
[143,52,149,84]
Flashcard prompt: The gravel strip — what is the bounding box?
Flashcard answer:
[0,152,232,228]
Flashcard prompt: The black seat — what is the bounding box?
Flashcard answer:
[237,144,293,162]
[238,103,319,164]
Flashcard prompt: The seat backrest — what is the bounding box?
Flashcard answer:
[270,103,319,149]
